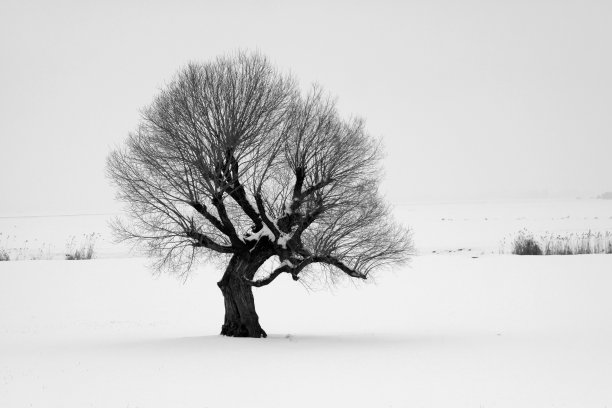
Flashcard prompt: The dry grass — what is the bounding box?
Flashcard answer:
[0,233,12,261]
[65,233,99,260]
[511,229,543,255]
[510,230,612,256]
[542,231,612,255]
[1,232,101,261]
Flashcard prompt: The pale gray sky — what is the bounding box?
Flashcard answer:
[1,0,610,215]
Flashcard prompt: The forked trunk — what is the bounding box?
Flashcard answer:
[217,255,267,338]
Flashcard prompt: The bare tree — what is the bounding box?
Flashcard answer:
[107,52,412,338]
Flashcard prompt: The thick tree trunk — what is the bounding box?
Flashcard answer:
[217,255,267,338]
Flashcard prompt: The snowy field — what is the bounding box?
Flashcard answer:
[1,198,612,407]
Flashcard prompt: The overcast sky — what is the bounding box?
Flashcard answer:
[1,0,610,215]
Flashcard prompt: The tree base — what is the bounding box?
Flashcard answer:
[221,321,267,338]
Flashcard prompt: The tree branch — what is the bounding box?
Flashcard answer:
[245,264,291,287]
[292,167,305,201]
[299,178,334,199]
[255,192,280,238]
[312,255,367,279]
[208,194,244,248]
[186,231,235,253]
[245,253,366,288]
[224,152,262,229]
[188,201,228,235]
[245,258,312,287]
[292,205,325,238]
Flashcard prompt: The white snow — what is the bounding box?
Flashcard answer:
[1,198,612,407]
[279,259,294,267]
[277,232,291,248]
[284,198,298,215]
[244,224,275,243]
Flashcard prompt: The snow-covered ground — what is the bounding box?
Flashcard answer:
[1,198,611,407]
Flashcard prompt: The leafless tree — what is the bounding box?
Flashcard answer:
[107,52,412,338]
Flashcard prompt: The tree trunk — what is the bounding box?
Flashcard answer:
[217,255,267,338]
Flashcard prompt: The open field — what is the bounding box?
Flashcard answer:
[1,198,612,407]
[2,198,611,259]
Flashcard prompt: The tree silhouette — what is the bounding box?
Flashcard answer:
[107,52,412,337]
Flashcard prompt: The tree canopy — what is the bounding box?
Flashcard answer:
[107,52,412,337]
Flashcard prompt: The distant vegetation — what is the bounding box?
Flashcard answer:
[0,233,11,261]
[511,230,543,255]
[510,230,612,255]
[65,233,98,260]
[597,192,612,200]
[0,232,54,261]
[0,232,100,261]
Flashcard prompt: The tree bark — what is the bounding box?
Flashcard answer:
[217,254,268,338]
